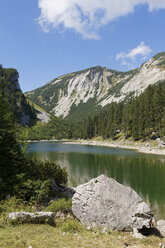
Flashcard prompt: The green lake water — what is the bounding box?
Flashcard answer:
[27,141,165,219]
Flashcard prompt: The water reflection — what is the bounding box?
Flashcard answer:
[27,142,165,219]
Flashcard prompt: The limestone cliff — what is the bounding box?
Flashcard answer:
[25,52,165,121]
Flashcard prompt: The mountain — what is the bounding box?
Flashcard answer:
[25,52,165,122]
[0,65,36,125]
[27,99,51,124]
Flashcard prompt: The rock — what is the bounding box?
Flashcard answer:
[58,185,76,199]
[59,212,65,220]
[157,220,165,234]
[55,211,62,218]
[72,175,153,231]
[132,228,145,239]
[8,212,55,224]
[102,227,108,234]
[159,243,165,248]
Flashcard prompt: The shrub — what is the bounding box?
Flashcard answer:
[46,198,72,213]
[27,158,68,186]
[0,197,33,214]
[62,221,83,233]
[0,94,68,203]
[12,176,53,204]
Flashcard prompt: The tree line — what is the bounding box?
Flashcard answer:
[0,93,67,203]
[81,82,165,141]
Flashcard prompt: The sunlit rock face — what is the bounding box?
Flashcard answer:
[72,175,153,231]
[25,52,165,121]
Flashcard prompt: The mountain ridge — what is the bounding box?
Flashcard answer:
[25,52,165,121]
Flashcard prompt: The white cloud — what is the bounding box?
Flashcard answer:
[38,0,165,39]
[116,42,152,69]
[116,42,152,60]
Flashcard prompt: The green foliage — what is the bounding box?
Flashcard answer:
[0,96,26,198]
[12,177,53,204]
[0,197,33,224]
[8,158,68,202]
[81,81,165,141]
[62,221,83,233]
[0,197,33,214]
[26,159,68,185]
[0,94,68,202]
[0,65,36,126]
[22,116,80,140]
[46,198,72,213]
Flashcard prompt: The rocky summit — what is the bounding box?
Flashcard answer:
[0,65,36,125]
[25,52,165,121]
[72,175,153,231]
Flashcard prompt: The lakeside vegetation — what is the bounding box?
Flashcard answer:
[81,82,165,141]
[22,81,165,145]
[21,116,80,140]
[0,92,67,203]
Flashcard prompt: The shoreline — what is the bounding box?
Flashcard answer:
[27,139,165,156]
[63,139,165,156]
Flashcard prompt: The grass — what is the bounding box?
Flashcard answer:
[0,219,163,248]
[27,99,49,114]
[91,134,160,149]
[0,198,164,248]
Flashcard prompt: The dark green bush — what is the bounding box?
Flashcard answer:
[12,177,53,204]
[0,89,68,203]
[27,159,68,185]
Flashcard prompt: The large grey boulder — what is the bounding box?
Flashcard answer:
[72,175,153,231]
[8,212,55,224]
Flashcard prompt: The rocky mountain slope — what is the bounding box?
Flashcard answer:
[0,65,36,125]
[27,99,51,124]
[25,52,165,121]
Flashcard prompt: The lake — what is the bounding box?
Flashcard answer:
[27,141,165,219]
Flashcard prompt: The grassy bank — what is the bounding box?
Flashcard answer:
[0,220,163,248]
[0,198,164,248]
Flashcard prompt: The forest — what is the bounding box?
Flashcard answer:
[81,82,165,141]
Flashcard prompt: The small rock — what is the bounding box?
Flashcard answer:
[60,213,65,220]
[132,228,145,239]
[8,212,55,224]
[55,211,62,218]
[66,213,73,219]
[159,243,165,248]
[102,227,108,234]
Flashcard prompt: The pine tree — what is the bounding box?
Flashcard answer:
[0,95,25,196]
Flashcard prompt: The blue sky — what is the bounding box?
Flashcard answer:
[0,0,165,92]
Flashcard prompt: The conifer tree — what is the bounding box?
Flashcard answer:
[0,96,25,196]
